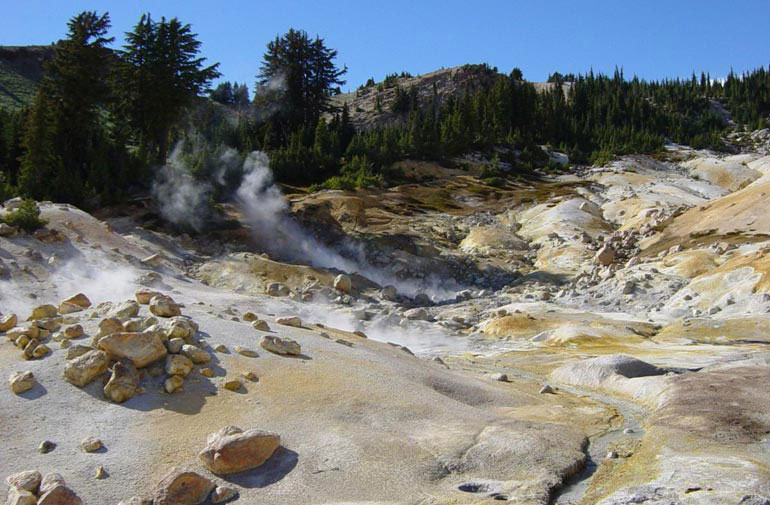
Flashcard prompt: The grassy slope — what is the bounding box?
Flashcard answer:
[0,46,52,110]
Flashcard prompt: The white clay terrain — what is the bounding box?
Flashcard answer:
[2,137,770,504]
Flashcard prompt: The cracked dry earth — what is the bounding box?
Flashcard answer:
[2,144,770,505]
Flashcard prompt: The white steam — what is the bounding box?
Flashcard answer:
[152,145,213,232]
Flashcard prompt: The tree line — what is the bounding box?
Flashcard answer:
[0,9,769,209]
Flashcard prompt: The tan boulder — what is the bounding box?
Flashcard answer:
[31,343,50,359]
[110,300,140,320]
[94,318,123,346]
[66,344,93,360]
[0,313,17,331]
[152,467,214,505]
[595,244,615,266]
[5,470,41,493]
[164,375,184,393]
[9,371,35,393]
[80,436,103,453]
[150,295,181,318]
[276,316,302,327]
[59,293,91,314]
[333,273,352,293]
[181,345,210,364]
[165,354,193,377]
[28,304,57,321]
[251,319,270,331]
[242,311,258,321]
[260,335,301,356]
[135,288,161,305]
[38,484,83,505]
[223,379,242,392]
[5,487,36,505]
[199,426,280,475]
[39,473,65,495]
[63,350,110,387]
[98,332,167,368]
[104,360,140,403]
[162,316,197,340]
[63,324,84,339]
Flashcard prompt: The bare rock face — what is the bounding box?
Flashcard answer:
[104,360,140,403]
[333,274,352,293]
[595,244,615,266]
[5,470,42,493]
[198,426,280,475]
[63,350,110,387]
[260,335,301,356]
[152,467,215,505]
[9,370,35,393]
[98,332,167,368]
[149,295,181,318]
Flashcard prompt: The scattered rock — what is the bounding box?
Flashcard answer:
[404,308,431,321]
[381,285,398,301]
[242,312,258,322]
[80,436,103,453]
[152,467,214,505]
[200,368,214,377]
[595,245,615,266]
[491,373,508,382]
[182,344,210,364]
[9,370,35,393]
[66,344,93,360]
[223,379,242,392]
[241,371,258,382]
[235,346,258,357]
[260,335,301,355]
[539,384,555,394]
[39,473,65,495]
[94,465,107,479]
[63,350,110,387]
[135,288,161,305]
[198,426,281,475]
[162,316,198,340]
[38,440,56,454]
[211,485,238,504]
[59,293,91,314]
[251,319,270,331]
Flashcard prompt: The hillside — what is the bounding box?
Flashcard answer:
[0,46,53,110]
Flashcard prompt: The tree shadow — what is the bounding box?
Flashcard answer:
[221,447,298,488]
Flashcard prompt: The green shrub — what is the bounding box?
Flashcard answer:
[2,199,48,231]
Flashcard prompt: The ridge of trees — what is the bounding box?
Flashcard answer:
[0,10,769,210]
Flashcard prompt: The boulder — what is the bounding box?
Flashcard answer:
[38,484,83,505]
[223,379,242,392]
[333,274,352,293]
[181,345,210,364]
[9,371,35,393]
[413,293,432,306]
[98,332,167,368]
[266,282,290,297]
[63,350,110,387]
[260,335,301,356]
[110,300,140,320]
[198,426,280,475]
[0,222,17,237]
[135,288,161,305]
[39,474,65,495]
[404,307,431,321]
[94,318,123,344]
[251,319,270,331]
[66,345,93,360]
[167,338,185,353]
[5,487,36,505]
[165,354,193,377]
[5,470,41,493]
[80,436,103,453]
[104,360,140,403]
[28,304,57,321]
[63,324,84,339]
[59,293,91,314]
[595,245,615,266]
[276,316,302,327]
[165,375,184,394]
[162,316,197,340]
[123,318,143,332]
[0,313,18,331]
[381,285,398,301]
[152,467,214,505]
[242,312,258,322]
[149,295,181,318]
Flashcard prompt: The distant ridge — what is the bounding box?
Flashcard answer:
[0,45,54,110]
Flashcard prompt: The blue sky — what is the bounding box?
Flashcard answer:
[2,0,769,93]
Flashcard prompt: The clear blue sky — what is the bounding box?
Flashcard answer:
[2,0,769,93]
